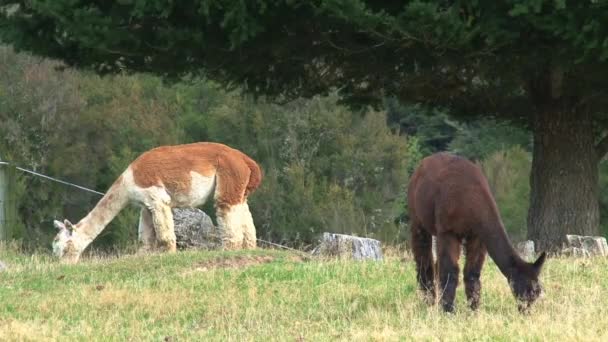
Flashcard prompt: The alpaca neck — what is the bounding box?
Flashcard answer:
[482,224,524,278]
[478,203,525,279]
[74,175,130,250]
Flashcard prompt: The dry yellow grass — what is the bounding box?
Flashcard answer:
[1,244,607,341]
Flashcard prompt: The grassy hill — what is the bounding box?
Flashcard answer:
[1,244,607,341]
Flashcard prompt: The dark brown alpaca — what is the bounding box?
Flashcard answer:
[408,152,546,313]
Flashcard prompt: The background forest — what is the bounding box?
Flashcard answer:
[1,46,607,251]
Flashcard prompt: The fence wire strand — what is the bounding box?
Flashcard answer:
[0,161,308,255]
[0,161,105,196]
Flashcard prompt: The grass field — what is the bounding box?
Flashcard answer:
[1,244,607,341]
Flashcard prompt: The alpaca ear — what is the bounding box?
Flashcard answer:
[53,220,65,230]
[64,219,75,233]
[533,251,547,274]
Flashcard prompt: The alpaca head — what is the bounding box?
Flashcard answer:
[509,252,547,313]
[52,219,83,264]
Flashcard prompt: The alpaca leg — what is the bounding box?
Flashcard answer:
[437,232,462,313]
[213,163,249,250]
[411,221,435,305]
[464,235,486,310]
[216,204,245,250]
[138,207,156,252]
[240,201,257,249]
[150,203,177,253]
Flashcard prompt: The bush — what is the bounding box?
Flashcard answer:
[190,91,416,245]
[0,47,183,249]
[479,146,531,241]
[449,118,531,161]
[2,46,418,248]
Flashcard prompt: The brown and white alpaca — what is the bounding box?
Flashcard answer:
[52,142,262,263]
[408,152,546,313]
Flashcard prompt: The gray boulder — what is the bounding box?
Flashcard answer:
[561,247,591,258]
[516,240,536,261]
[564,234,608,257]
[172,208,219,250]
[313,232,383,261]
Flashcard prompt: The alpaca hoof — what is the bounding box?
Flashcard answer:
[518,302,531,314]
[222,241,243,251]
[442,302,455,313]
[157,241,177,253]
[242,241,257,249]
[468,299,480,311]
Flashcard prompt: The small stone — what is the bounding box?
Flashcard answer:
[516,240,535,261]
[313,232,383,261]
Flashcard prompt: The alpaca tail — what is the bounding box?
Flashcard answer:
[241,153,263,197]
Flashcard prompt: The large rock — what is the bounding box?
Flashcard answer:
[561,247,591,258]
[516,240,535,261]
[172,208,219,250]
[313,232,383,261]
[563,235,608,257]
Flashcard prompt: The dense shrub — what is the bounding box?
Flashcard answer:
[479,146,532,241]
[0,47,183,249]
[1,47,417,249]
[195,91,416,245]
[449,119,531,161]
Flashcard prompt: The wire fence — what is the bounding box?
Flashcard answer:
[0,161,105,246]
[0,161,307,255]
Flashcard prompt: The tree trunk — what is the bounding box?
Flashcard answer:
[527,106,600,252]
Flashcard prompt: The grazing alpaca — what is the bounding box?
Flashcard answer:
[408,152,546,313]
[52,142,262,263]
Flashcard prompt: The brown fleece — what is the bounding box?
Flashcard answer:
[239,151,263,196]
[130,142,262,205]
[408,152,546,312]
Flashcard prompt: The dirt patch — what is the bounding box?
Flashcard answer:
[194,255,276,272]
[182,253,308,276]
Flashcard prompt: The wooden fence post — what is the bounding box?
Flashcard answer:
[0,161,17,241]
[0,161,8,240]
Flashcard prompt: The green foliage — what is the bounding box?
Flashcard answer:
[385,99,458,154]
[449,119,532,161]
[3,0,608,245]
[0,46,183,249]
[385,98,532,162]
[1,46,417,248]
[3,1,608,117]
[196,91,414,244]
[479,146,532,241]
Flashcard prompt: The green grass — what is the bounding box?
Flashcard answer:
[1,245,607,341]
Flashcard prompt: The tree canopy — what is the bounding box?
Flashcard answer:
[3,0,608,249]
[1,1,607,114]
